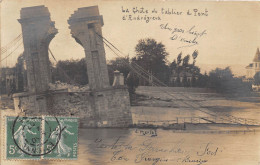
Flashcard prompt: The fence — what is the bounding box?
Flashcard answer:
[137,116,259,126]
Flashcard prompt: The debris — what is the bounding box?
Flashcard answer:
[48,81,89,92]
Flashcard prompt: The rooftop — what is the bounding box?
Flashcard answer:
[253,48,260,62]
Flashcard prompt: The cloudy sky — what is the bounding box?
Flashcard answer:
[1,0,260,75]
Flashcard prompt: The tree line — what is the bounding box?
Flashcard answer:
[7,38,252,96]
[50,38,252,95]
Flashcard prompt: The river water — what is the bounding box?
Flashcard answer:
[1,89,260,165]
[1,127,260,165]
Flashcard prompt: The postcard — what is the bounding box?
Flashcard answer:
[0,0,260,165]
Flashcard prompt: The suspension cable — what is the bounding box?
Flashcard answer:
[95,32,258,125]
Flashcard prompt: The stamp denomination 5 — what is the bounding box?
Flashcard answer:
[5,116,78,160]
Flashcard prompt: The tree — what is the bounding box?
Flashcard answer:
[254,71,260,85]
[192,50,198,65]
[196,72,207,87]
[107,57,131,85]
[52,58,88,85]
[133,38,169,84]
[170,59,177,73]
[15,54,26,92]
[182,55,190,69]
[126,71,139,104]
[177,52,182,67]
[207,67,251,94]
[176,52,182,75]
[182,74,188,87]
[170,51,200,87]
[107,57,130,79]
[208,67,232,91]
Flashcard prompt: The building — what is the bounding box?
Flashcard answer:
[170,70,199,87]
[246,48,260,79]
[0,53,27,95]
[171,71,193,83]
[0,68,16,95]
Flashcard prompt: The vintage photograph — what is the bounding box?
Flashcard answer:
[0,0,260,164]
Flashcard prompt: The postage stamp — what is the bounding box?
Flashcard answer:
[6,116,42,160]
[4,116,78,160]
[43,116,78,160]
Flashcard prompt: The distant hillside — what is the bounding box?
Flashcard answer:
[198,63,247,77]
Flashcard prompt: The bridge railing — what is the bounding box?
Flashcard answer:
[137,116,259,126]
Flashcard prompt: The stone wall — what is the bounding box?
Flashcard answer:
[13,87,132,127]
[94,87,132,127]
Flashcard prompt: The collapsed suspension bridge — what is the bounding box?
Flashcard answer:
[1,33,259,126]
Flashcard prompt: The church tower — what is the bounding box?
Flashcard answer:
[253,48,260,69]
[246,48,260,78]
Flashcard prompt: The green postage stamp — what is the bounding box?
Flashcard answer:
[4,116,78,160]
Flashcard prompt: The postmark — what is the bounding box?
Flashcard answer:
[5,116,78,160]
[6,116,42,160]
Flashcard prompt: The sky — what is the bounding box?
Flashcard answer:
[1,0,260,76]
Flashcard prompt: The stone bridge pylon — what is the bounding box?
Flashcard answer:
[18,6,58,94]
[68,6,110,90]
[16,6,57,114]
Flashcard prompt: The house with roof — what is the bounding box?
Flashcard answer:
[170,70,199,87]
[245,48,260,79]
[171,71,193,83]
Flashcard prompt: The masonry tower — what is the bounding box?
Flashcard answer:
[18,6,57,113]
[68,6,110,90]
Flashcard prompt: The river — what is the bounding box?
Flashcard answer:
[1,127,260,165]
[1,88,260,165]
